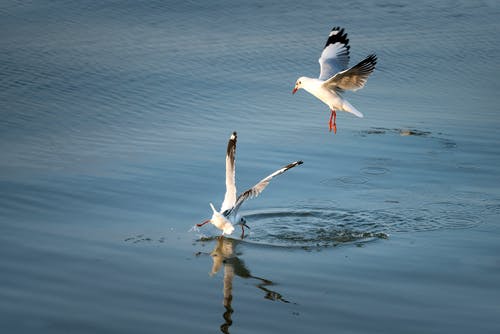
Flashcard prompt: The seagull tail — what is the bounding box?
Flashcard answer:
[209,203,218,213]
[342,100,364,118]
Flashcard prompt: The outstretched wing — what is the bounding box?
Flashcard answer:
[318,27,350,80]
[227,161,303,217]
[220,132,237,213]
[323,54,377,91]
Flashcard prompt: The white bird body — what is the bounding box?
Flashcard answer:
[293,27,376,132]
[198,132,303,237]
[209,203,235,235]
[296,77,361,117]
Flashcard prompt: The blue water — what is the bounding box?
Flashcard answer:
[1,1,500,333]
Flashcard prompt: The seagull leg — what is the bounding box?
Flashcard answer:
[333,110,337,134]
[240,218,250,239]
[329,109,337,134]
[196,219,210,227]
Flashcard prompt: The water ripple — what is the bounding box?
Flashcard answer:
[360,166,390,175]
[196,196,487,249]
[228,208,389,249]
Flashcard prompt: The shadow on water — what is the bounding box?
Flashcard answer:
[197,237,290,334]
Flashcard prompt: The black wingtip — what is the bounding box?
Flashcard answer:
[227,131,237,163]
[331,26,344,34]
[324,26,350,50]
[352,54,377,74]
[367,53,377,63]
[229,131,237,142]
[282,160,303,170]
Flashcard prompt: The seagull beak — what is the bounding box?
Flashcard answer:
[292,87,298,94]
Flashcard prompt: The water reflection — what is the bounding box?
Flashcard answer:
[207,237,290,333]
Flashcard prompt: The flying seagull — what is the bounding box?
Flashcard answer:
[197,132,303,237]
[292,26,377,133]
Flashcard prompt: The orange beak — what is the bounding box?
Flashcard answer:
[292,87,298,94]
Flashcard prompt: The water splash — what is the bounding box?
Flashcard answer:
[230,208,389,249]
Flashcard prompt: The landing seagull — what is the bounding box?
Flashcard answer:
[197,132,303,238]
[292,26,377,133]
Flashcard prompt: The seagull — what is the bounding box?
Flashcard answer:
[292,26,377,133]
[197,132,303,237]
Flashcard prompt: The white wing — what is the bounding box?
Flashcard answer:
[323,54,377,91]
[318,27,350,80]
[228,161,303,216]
[220,132,237,213]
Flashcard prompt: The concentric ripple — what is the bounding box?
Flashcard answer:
[360,166,390,175]
[239,208,388,248]
[320,176,369,188]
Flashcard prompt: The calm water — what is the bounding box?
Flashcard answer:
[1,1,500,333]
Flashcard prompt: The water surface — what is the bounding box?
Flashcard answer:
[1,1,499,333]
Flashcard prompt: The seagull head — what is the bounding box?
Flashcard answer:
[292,77,305,94]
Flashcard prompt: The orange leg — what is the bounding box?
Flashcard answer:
[329,109,337,134]
[240,220,250,239]
[196,219,210,227]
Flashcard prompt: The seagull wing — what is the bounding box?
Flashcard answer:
[323,54,377,91]
[220,132,237,213]
[228,161,303,217]
[318,27,351,81]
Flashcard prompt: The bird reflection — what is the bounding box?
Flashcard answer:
[207,237,290,334]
